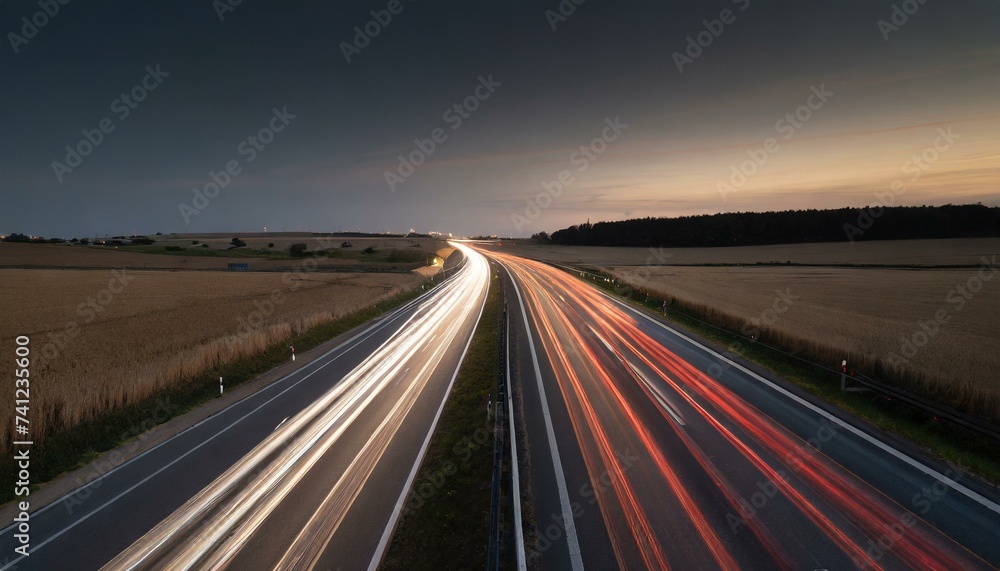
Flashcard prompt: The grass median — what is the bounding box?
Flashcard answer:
[382,271,502,570]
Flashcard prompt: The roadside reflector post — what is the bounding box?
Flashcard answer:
[220,376,223,395]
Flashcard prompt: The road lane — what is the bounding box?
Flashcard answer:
[1,243,490,571]
[488,249,1000,570]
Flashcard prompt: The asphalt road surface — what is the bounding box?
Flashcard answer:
[487,247,1000,570]
[0,243,490,571]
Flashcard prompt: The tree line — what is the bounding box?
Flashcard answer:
[539,204,1000,248]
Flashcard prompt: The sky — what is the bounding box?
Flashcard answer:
[1,0,998,238]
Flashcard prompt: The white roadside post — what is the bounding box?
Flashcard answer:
[219,376,223,395]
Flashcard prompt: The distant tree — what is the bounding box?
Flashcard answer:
[267,242,274,248]
[155,232,163,235]
[192,240,200,245]
[80,238,90,245]
[290,242,308,257]
[70,238,79,243]
[231,237,247,248]
[531,231,550,242]
[363,246,375,254]
[200,243,209,248]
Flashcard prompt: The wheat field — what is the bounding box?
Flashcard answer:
[0,268,423,448]
[609,265,1000,419]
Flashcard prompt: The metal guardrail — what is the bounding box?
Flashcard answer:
[486,297,510,569]
[552,261,1000,444]
[844,372,1000,442]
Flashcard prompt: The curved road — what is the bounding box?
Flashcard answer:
[486,247,1000,570]
[0,243,490,571]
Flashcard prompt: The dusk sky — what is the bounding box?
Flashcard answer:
[2,0,998,238]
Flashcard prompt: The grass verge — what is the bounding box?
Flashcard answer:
[573,267,1000,484]
[381,271,502,570]
[0,280,434,505]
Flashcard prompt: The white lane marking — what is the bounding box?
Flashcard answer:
[507,301,528,571]
[0,282,440,539]
[628,364,686,427]
[0,280,456,567]
[587,323,685,427]
[273,417,290,431]
[367,255,490,571]
[505,266,584,571]
[603,292,1000,516]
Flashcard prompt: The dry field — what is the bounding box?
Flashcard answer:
[0,268,424,448]
[609,265,1000,419]
[0,237,446,270]
[489,237,999,266]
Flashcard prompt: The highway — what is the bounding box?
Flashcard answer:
[0,243,490,571]
[485,248,1000,570]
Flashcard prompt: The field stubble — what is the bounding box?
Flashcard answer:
[608,265,999,420]
[0,268,423,448]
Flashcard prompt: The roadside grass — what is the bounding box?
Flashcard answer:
[573,269,1000,484]
[382,272,502,570]
[0,282,432,506]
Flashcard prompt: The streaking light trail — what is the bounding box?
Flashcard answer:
[487,249,992,570]
[103,243,490,571]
